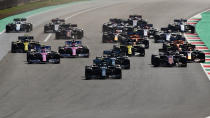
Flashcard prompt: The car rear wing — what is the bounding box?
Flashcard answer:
[51,18,65,23]
[59,23,77,29]
[161,27,171,33]
[103,50,112,55]
[14,18,26,22]
[39,45,51,51]
[65,41,82,45]
[129,15,142,19]
[174,19,187,23]
[18,36,34,41]
[109,18,126,23]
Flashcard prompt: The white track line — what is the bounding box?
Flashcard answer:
[43,33,52,42]
[43,6,105,42]
[0,30,5,35]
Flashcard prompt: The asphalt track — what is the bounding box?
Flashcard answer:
[0,0,210,118]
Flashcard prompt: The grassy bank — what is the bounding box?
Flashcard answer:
[196,12,210,49]
[0,0,84,19]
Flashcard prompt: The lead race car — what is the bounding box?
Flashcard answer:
[6,18,33,33]
[44,18,65,33]
[85,63,122,80]
[11,36,40,53]
[93,55,130,69]
[55,23,84,39]
[58,40,89,58]
[27,46,60,64]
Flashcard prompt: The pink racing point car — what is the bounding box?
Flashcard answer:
[27,46,60,64]
[58,40,89,58]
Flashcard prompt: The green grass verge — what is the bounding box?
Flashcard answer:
[0,0,85,19]
[196,12,210,49]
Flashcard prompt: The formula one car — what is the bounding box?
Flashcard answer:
[58,40,89,58]
[168,19,195,33]
[161,42,205,63]
[104,44,145,57]
[151,52,187,67]
[102,22,126,33]
[102,32,121,43]
[6,18,33,33]
[180,51,205,63]
[11,36,40,53]
[85,63,122,80]
[27,46,60,64]
[154,29,185,43]
[93,56,130,69]
[120,33,149,49]
[44,18,65,33]
[55,23,83,39]
[128,15,147,27]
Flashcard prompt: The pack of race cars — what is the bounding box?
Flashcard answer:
[8,18,89,64]
[151,19,205,67]
[85,15,156,80]
[6,15,205,80]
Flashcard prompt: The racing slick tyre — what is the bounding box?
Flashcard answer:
[11,43,16,53]
[151,55,160,67]
[85,66,92,80]
[54,59,60,64]
[6,26,10,33]
[113,69,122,79]
[198,52,205,63]
[139,51,145,57]
[179,56,187,67]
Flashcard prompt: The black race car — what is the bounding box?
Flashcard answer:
[160,42,205,63]
[58,40,89,58]
[102,31,123,43]
[128,15,147,27]
[154,29,185,43]
[27,46,60,64]
[44,18,65,33]
[168,19,195,33]
[151,51,187,67]
[6,18,33,33]
[93,56,130,69]
[104,44,145,57]
[85,63,122,80]
[180,51,205,63]
[120,33,149,49]
[55,23,83,39]
[11,36,40,53]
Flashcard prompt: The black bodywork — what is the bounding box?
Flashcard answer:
[6,18,33,33]
[58,41,89,58]
[151,52,187,67]
[27,46,60,64]
[11,36,40,53]
[85,64,122,80]
[44,18,65,33]
[55,24,83,39]
[93,56,130,69]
